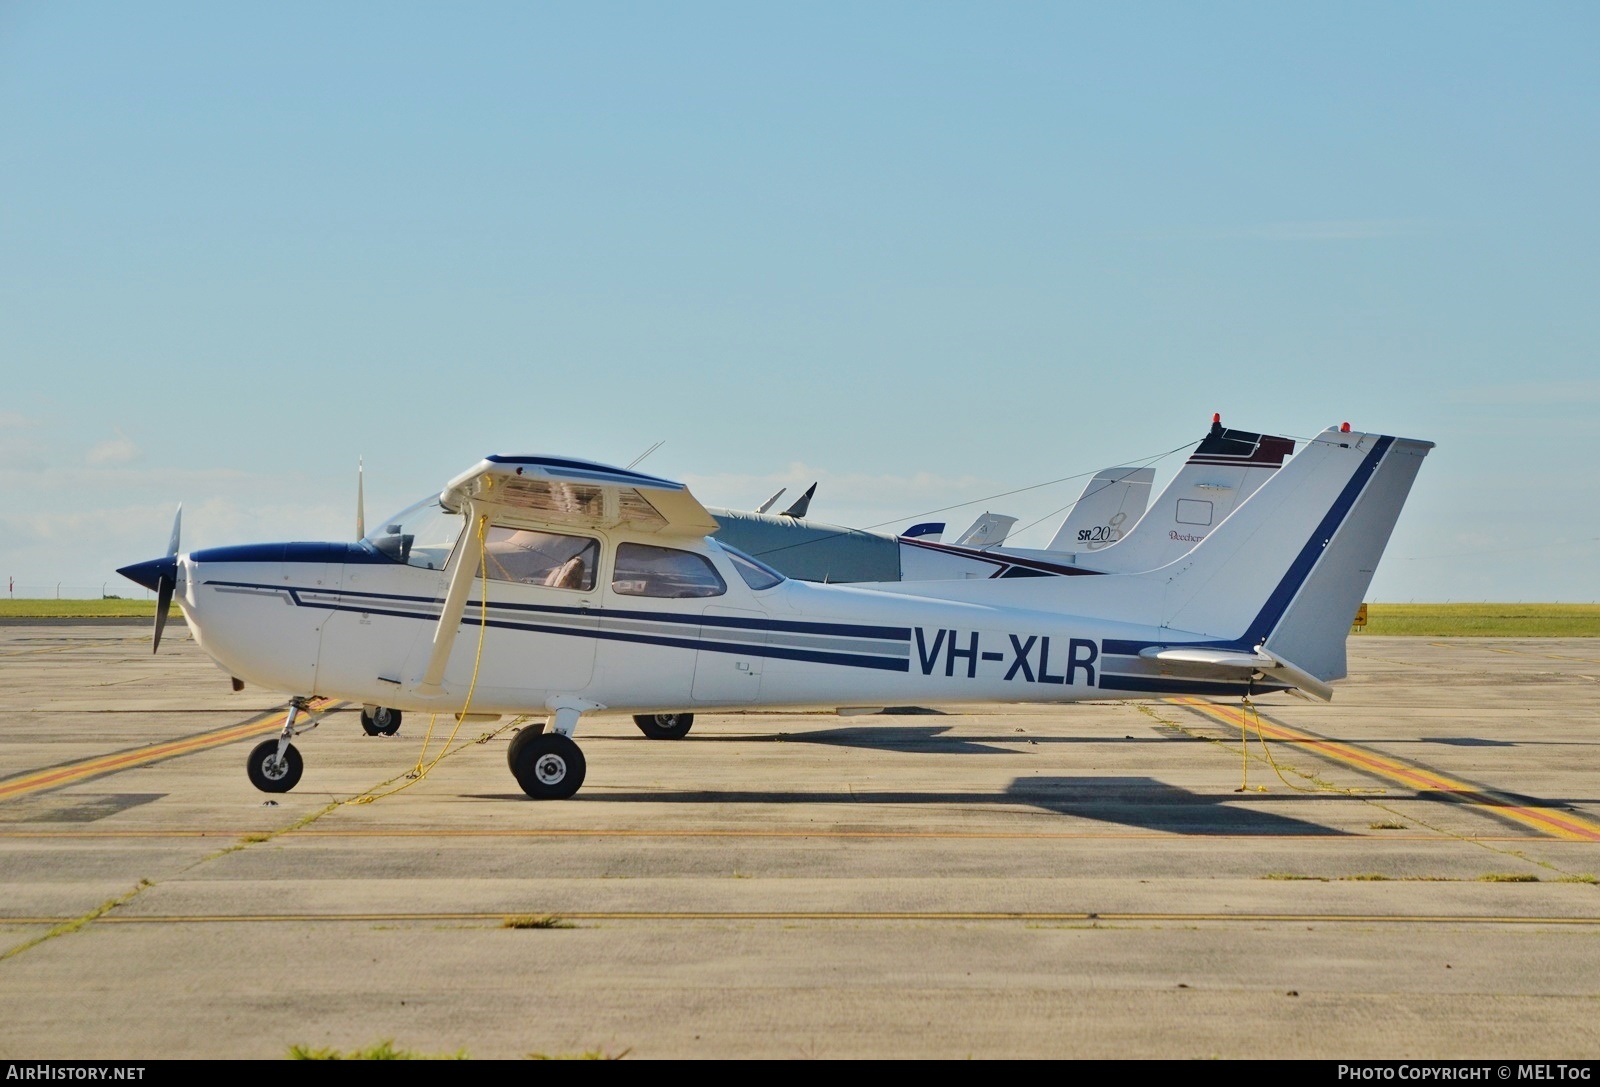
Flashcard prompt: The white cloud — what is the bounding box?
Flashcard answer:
[86,430,139,465]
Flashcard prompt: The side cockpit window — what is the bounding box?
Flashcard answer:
[612,543,726,599]
[718,543,786,591]
[483,527,598,591]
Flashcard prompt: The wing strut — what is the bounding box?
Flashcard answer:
[415,508,486,696]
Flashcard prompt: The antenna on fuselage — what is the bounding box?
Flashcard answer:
[627,440,665,470]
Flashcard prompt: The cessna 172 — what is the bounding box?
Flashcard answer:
[119,423,1431,801]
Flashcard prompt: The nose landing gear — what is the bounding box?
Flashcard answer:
[247,738,303,792]
[246,696,322,794]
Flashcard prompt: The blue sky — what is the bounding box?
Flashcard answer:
[3,2,1596,600]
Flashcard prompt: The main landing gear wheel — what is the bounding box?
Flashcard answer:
[360,705,402,736]
[247,739,303,793]
[505,721,546,770]
[633,712,694,740]
[509,732,586,800]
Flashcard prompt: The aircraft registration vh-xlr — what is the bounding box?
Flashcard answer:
[118,423,1432,801]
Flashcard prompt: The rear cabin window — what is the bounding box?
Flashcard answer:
[482,527,598,591]
[612,543,727,599]
[720,544,786,591]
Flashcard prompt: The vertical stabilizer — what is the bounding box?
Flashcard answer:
[780,483,817,519]
[1077,424,1294,573]
[954,512,1019,548]
[1155,428,1432,672]
[1258,437,1432,681]
[1045,467,1156,551]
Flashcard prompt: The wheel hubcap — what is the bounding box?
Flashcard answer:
[534,753,567,785]
[262,755,285,780]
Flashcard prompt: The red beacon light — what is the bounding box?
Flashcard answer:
[1340,422,1351,433]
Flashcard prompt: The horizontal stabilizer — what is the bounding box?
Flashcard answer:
[1139,646,1334,702]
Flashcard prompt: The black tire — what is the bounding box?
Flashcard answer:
[509,732,586,800]
[633,712,694,740]
[505,721,547,771]
[360,706,402,736]
[247,739,303,793]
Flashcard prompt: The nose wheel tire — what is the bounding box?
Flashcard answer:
[509,732,587,800]
[360,706,402,736]
[247,739,303,793]
[633,712,694,740]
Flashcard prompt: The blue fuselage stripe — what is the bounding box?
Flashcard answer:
[1096,674,1287,696]
[201,580,912,673]
[459,614,911,672]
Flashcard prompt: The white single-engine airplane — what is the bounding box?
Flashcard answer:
[119,424,1431,801]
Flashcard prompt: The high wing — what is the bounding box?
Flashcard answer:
[418,455,721,693]
[441,455,720,538]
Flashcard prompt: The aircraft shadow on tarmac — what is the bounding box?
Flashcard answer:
[469,775,1343,835]
[692,723,1203,755]
[767,724,1015,755]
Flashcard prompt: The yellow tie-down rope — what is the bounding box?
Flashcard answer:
[1233,690,1355,796]
[346,515,517,805]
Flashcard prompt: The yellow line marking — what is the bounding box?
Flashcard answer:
[0,828,1545,842]
[1170,697,1600,842]
[4,911,1599,926]
[0,698,341,802]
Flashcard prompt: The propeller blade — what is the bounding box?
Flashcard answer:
[152,575,173,655]
[153,504,181,654]
[356,458,366,540]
